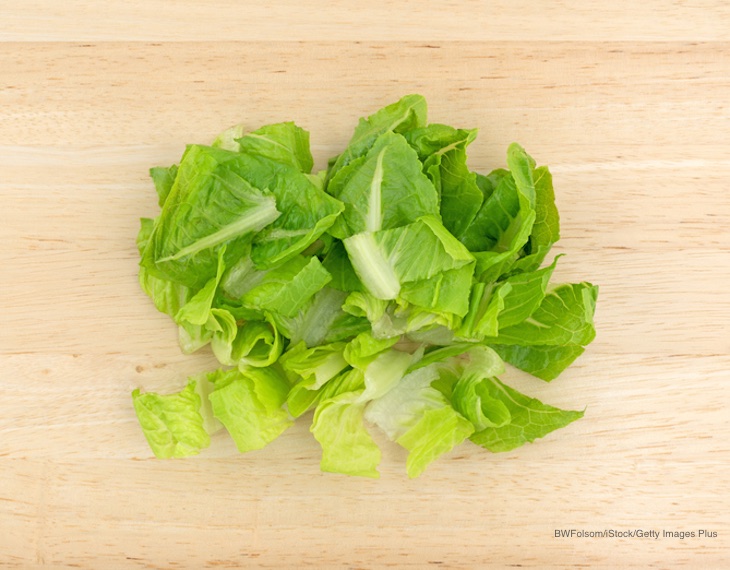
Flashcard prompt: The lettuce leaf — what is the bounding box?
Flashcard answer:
[343,215,474,301]
[405,124,483,239]
[468,378,584,452]
[327,130,438,238]
[364,365,474,478]
[132,379,218,458]
[328,94,428,181]
[307,368,384,477]
[140,145,281,290]
[208,367,293,453]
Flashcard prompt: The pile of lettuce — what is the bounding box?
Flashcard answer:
[133,95,598,478]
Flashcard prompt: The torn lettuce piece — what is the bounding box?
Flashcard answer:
[214,121,314,174]
[343,291,452,341]
[405,124,483,239]
[137,217,196,323]
[456,282,512,341]
[321,240,365,292]
[343,215,474,301]
[280,341,349,391]
[398,263,474,318]
[174,246,227,328]
[328,94,428,181]
[208,366,293,453]
[223,254,332,318]
[311,383,381,478]
[364,365,473,479]
[468,378,584,452]
[397,407,475,479]
[326,130,439,238]
[274,287,369,348]
[140,145,281,290]
[342,331,400,370]
[432,346,509,430]
[459,144,538,282]
[424,344,584,452]
[342,290,389,324]
[132,379,217,459]
[280,338,357,418]
[313,393,381,477]
[310,340,424,478]
[485,282,598,347]
[496,255,559,329]
[455,257,559,342]
[490,343,587,382]
[511,165,560,273]
[168,246,227,354]
[210,313,283,369]
[344,332,416,402]
[149,165,178,208]
[214,151,343,269]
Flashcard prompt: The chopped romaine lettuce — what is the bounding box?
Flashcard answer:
[132,95,598,478]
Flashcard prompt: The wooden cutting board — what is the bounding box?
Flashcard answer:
[2,3,729,568]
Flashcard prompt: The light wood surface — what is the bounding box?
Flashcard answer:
[2,4,729,568]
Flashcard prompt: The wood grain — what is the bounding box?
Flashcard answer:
[2,5,729,569]
[2,1,729,41]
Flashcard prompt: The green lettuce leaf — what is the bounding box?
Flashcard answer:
[468,378,584,452]
[274,287,369,347]
[490,343,586,381]
[396,406,475,479]
[208,367,293,452]
[170,246,228,354]
[224,255,332,318]
[486,282,598,346]
[455,256,559,341]
[364,365,473,478]
[321,240,365,292]
[311,385,381,478]
[405,124,483,239]
[279,341,349,391]
[132,380,216,458]
[328,94,428,181]
[343,215,474,301]
[210,313,283,369]
[280,338,358,418]
[456,282,512,340]
[497,255,559,328]
[399,263,474,318]
[149,165,178,208]
[221,122,314,173]
[140,145,281,289]
[432,345,508,429]
[326,130,438,238]
[511,165,560,273]
[213,122,313,173]
[344,332,415,402]
[137,217,196,324]
[215,151,344,269]
[460,144,538,281]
